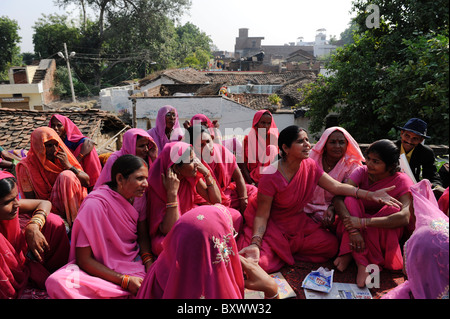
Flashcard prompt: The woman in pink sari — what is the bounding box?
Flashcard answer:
[94,129,157,221]
[50,114,102,190]
[147,142,239,256]
[382,180,449,299]
[186,125,257,214]
[1,171,69,299]
[16,127,89,228]
[333,139,414,287]
[304,127,364,226]
[239,126,402,274]
[137,204,278,299]
[45,155,152,299]
[147,105,184,154]
[240,110,279,185]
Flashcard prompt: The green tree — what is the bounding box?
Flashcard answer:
[299,0,449,145]
[0,16,21,78]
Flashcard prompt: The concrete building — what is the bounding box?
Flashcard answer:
[0,59,59,110]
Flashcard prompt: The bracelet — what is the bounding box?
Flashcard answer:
[206,179,215,187]
[166,202,178,209]
[26,215,45,231]
[348,228,359,235]
[238,196,248,200]
[250,242,261,250]
[121,275,130,290]
[355,187,360,199]
[141,252,153,265]
[361,218,370,229]
[79,153,85,159]
[68,166,80,175]
[33,208,47,221]
[265,291,279,299]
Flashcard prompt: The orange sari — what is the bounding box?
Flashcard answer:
[16,127,87,226]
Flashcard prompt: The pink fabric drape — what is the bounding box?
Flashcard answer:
[137,204,245,299]
[438,187,449,216]
[49,114,102,188]
[382,180,449,299]
[336,166,414,270]
[243,110,279,183]
[45,185,146,299]
[147,142,199,256]
[304,127,364,222]
[147,106,184,154]
[238,158,338,273]
[94,129,156,221]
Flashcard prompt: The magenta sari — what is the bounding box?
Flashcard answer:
[45,185,146,299]
[238,158,339,273]
[336,166,414,270]
[382,180,449,299]
[137,204,244,299]
[49,114,102,188]
[147,106,184,154]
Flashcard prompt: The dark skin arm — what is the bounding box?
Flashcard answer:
[76,138,95,163]
[137,219,153,271]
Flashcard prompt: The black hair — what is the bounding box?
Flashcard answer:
[0,177,17,199]
[106,154,147,188]
[366,139,401,174]
[278,125,307,158]
[185,125,211,146]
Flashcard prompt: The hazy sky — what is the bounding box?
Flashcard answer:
[2,0,356,53]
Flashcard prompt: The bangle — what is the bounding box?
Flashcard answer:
[26,215,45,231]
[206,179,215,187]
[79,153,85,159]
[33,208,47,221]
[265,291,279,299]
[121,275,130,290]
[166,202,178,209]
[355,187,360,199]
[68,166,80,175]
[141,252,153,265]
[238,196,248,201]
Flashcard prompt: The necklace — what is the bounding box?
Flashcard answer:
[323,156,336,171]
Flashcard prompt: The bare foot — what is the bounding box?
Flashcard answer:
[356,263,369,288]
[333,254,352,272]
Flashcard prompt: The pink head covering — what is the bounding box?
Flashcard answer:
[383,180,449,299]
[304,127,364,218]
[137,204,244,299]
[147,106,184,153]
[310,126,364,165]
[49,114,84,143]
[147,142,199,255]
[190,114,214,128]
[94,128,156,189]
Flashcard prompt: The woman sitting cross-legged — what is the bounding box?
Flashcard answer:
[333,139,414,288]
[45,155,152,299]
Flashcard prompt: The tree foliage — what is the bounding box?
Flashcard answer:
[299,0,449,145]
[0,16,21,77]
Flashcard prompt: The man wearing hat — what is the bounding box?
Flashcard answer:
[396,118,444,198]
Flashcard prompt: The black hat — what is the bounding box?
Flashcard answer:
[397,118,430,139]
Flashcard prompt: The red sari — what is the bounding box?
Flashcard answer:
[336,166,414,270]
[238,158,339,273]
[243,110,279,184]
[0,172,69,299]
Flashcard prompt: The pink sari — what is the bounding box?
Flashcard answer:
[304,127,364,222]
[238,158,339,273]
[336,166,414,270]
[16,127,87,226]
[199,143,257,209]
[137,204,244,299]
[49,114,102,188]
[94,129,156,220]
[1,171,69,299]
[382,180,449,299]
[147,142,200,256]
[243,110,279,183]
[147,106,184,154]
[45,185,146,299]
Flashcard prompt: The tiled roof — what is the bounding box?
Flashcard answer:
[139,68,211,87]
[204,71,316,86]
[0,108,126,151]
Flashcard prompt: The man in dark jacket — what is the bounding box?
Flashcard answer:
[395,118,444,198]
